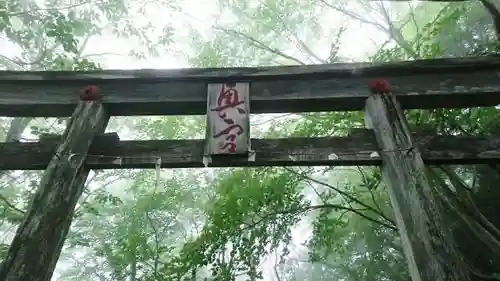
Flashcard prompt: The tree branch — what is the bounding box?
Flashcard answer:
[284,167,397,228]
[258,1,328,63]
[440,166,500,241]
[356,167,386,216]
[428,167,500,259]
[212,26,307,65]
[242,203,397,233]
[0,195,25,215]
[319,0,418,58]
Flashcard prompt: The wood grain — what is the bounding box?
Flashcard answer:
[1,56,500,116]
[0,101,109,281]
[365,93,471,281]
[0,130,498,170]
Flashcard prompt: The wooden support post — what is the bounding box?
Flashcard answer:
[364,93,471,281]
[0,101,108,281]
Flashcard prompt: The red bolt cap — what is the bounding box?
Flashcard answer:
[80,85,101,101]
[369,79,391,94]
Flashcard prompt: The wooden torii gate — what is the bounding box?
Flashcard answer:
[0,56,500,281]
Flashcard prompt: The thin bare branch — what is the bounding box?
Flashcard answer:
[242,202,397,232]
[284,167,397,229]
[440,166,500,241]
[258,1,327,63]
[428,167,500,259]
[0,195,25,215]
[213,25,307,65]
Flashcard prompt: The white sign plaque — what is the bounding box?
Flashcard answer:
[205,82,250,155]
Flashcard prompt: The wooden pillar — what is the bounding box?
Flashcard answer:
[0,101,109,281]
[364,92,470,281]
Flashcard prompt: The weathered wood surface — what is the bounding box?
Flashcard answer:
[0,101,109,281]
[365,93,471,281]
[1,56,500,117]
[0,130,499,170]
[205,83,251,155]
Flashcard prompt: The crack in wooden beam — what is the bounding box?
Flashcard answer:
[0,131,498,170]
[1,56,500,117]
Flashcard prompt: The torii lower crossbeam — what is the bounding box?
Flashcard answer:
[0,131,498,170]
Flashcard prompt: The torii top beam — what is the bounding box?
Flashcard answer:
[0,56,500,117]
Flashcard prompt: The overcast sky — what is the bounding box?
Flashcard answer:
[79,0,387,69]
